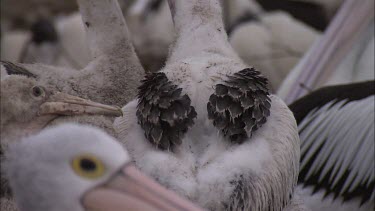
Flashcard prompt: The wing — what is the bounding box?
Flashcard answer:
[298,96,374,204]
[207,68,271,143]
[137,72,197,151]
[289,80,375,124]
[1,61,37,78]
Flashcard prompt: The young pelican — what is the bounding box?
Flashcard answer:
[1,0,143,208]
[4,124,202,211]
[115,0,301,210]
[2,0,144,108]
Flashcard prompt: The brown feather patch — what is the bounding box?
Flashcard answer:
[1,61,37,78]
[207,68,271,143]
[137,72,197,150]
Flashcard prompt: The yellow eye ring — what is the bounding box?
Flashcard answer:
[71,154,105,179]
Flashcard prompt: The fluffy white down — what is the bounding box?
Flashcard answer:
[115,95,300,210]
[4,124,128,211]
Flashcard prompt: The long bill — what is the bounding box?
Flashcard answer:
[83,164,203,211]
[38,92,123,117]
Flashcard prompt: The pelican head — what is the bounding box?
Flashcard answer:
[1,62,122,145]
[4,124,201,211]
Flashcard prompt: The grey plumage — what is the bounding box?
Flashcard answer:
[1,0,144,209]
[137,72,197,150]
[207,68,271,143]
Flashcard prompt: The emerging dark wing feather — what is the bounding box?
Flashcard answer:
[208,68,271,143]
[1,61,37,78]
[137,72,197,150]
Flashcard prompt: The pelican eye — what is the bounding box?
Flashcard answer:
[31,86,45,98]
[72,155,105,179]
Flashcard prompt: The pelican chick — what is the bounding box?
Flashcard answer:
[0,64,122,147]
[4,124,202,211]
[1,0,145,142]
[2,0,144,108]
[115,0,301,210]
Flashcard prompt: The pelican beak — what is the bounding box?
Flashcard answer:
[83,164,202,211]
[38,92,123,117]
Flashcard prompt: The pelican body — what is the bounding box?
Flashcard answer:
[115,0,301,210]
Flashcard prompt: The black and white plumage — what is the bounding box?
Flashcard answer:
[115,0,301,210]
[277,1,374,209]
[289,81,374,211]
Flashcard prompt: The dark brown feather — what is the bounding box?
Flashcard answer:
[137,72,197,150]
[1,61,37,78]
[207,68,271,143]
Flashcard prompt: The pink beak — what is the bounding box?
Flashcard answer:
[83,165,203,211]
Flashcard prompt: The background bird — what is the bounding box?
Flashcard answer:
[1,0,324,77]
[18,18,60,65]
[254,0,329,31]
[4,123,202,211]
[1,13,90,69]
[229,11,319,92]
[278,0,374,210]
[278,0,374,103]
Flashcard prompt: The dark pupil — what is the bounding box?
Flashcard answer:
[80,158,97,171]
[33,87,42,97]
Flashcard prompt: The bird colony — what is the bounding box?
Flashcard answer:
[0,0,373,211]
